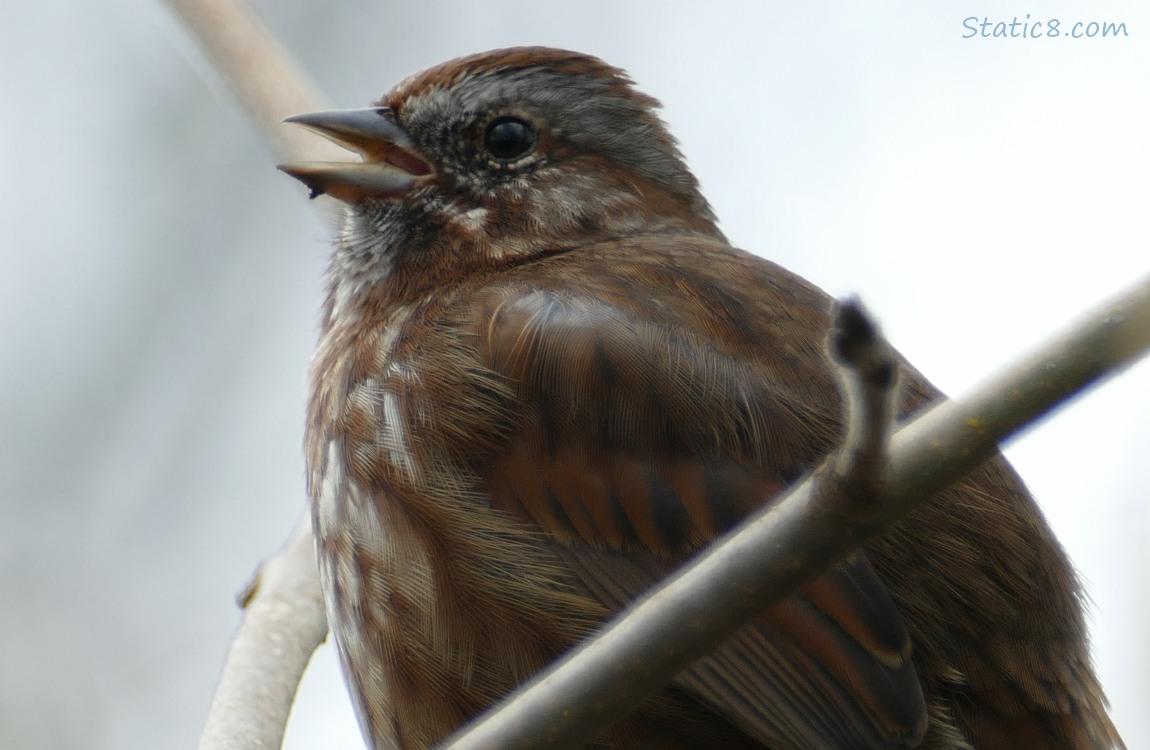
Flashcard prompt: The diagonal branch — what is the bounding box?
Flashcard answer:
[162,0,343,163]
[440,274,1150,750]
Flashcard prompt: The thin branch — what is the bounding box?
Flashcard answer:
[197,515,328,750]
[827,297,899,489]
[441,273,1150,750]
[161,0,344,163]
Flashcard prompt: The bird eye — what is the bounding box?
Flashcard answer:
[483,116,537,161]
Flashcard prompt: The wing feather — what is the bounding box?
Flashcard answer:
[461,276,928,748]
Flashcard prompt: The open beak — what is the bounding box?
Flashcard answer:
[278,107,434,203]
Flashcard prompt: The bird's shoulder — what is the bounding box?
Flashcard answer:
[405,234,848,471]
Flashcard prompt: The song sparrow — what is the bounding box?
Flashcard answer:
[281,47,1122,749]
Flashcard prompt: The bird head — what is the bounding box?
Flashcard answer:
[280,47,722,300]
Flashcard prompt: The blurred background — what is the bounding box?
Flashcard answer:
[2,2,1147,748]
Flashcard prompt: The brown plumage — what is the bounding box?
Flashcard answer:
[281,47,1123,749]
